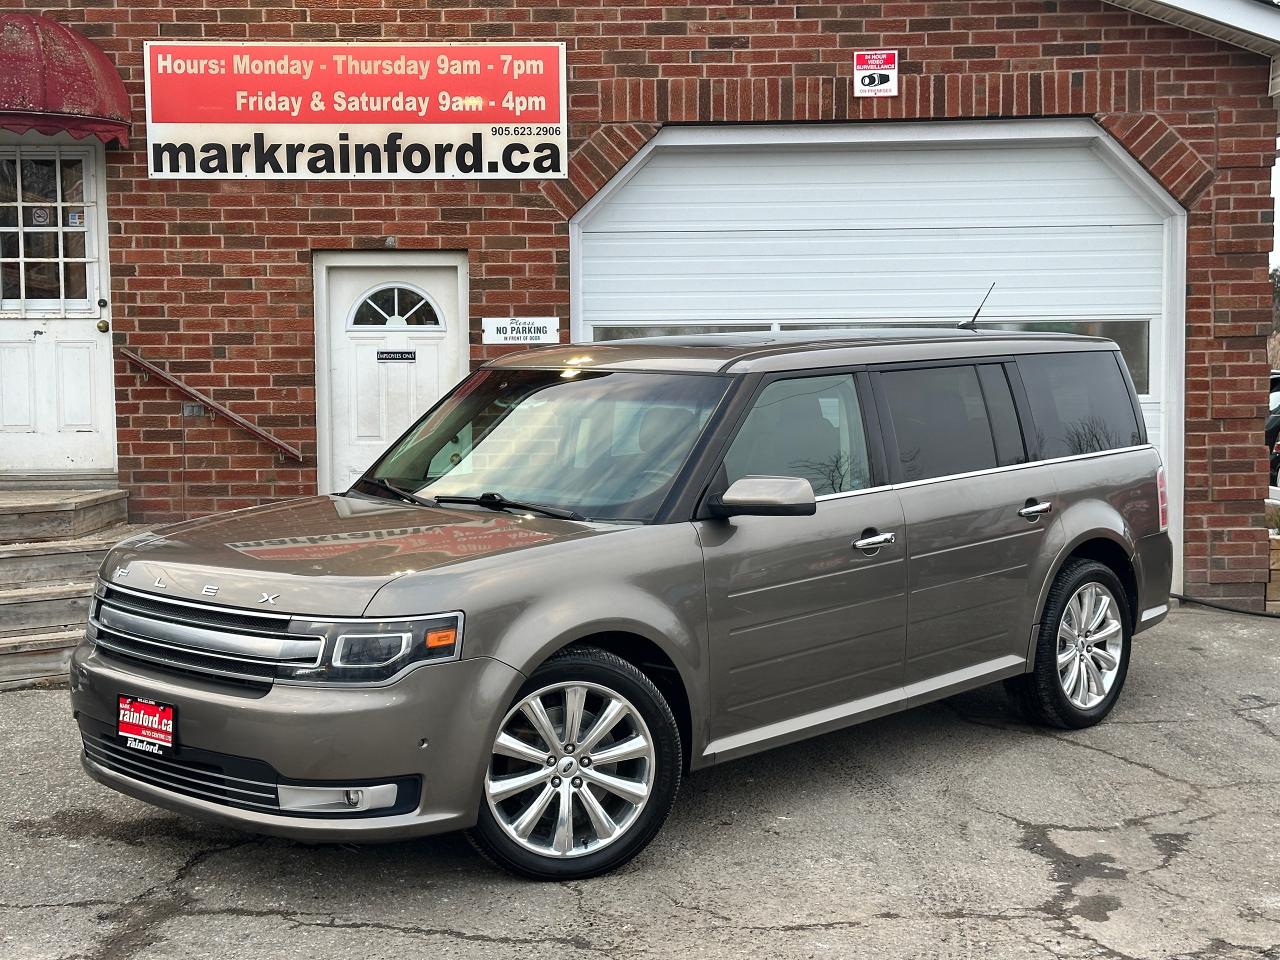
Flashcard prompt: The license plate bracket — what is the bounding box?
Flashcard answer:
[116,695,176,756]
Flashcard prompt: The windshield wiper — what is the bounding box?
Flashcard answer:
[367,477,439,509]
[432,491,586,522]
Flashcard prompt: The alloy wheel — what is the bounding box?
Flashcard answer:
[485,681,656,858]
[1056,582,1123,710]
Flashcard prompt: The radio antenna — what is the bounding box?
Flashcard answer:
[958,282,995,331]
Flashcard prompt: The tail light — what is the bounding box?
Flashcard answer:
[1156,465,1169,533]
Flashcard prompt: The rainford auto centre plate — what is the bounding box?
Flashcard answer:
[117,695,176,756]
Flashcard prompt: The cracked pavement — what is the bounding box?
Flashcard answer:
[2,606,1278,959]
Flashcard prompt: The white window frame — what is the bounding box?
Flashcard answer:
[0,141,105,320]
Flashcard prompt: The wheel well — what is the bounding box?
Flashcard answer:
[1063,538,1139,629]
[561,632,693,772]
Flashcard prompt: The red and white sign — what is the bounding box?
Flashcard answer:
[117,695,175,754]
[144,41,567,180]
[854,50,899,98]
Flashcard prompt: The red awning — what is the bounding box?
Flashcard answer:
[0,13,130,147]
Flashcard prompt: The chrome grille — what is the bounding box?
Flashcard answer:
[90,583,323,686]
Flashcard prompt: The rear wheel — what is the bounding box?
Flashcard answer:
[1007,559,1132,729]
[468,646,682,880]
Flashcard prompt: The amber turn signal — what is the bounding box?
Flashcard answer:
[425,626,457,650]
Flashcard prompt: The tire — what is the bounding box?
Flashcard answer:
[1006,559,1132,729]
[468,645,682,880]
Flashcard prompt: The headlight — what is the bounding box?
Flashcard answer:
[277,613,462,684]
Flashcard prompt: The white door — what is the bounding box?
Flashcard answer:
[572,120,1186,583]
[315,251,470,493]
[0,141,115,473]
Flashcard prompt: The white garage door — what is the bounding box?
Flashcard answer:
[572,121,1186,581]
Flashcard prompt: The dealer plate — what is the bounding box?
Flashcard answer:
[117,695,176,756]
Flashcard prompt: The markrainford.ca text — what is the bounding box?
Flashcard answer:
[151,132,562,176]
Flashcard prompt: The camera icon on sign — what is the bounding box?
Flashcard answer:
[860,73,892,87]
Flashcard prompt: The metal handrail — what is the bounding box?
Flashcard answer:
[120,348,304,463]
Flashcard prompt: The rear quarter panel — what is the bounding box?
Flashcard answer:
[1032,446,1167,646]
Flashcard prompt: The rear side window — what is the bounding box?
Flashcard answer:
[1017,351,1143,459]
[879,365,997,482]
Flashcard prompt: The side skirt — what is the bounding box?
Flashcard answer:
[702,654,1027,765]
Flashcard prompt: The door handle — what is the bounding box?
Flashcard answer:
[853,531,896,551]
[1018,500,1053,520]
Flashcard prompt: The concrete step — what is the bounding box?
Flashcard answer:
[0,489,128,543]
[0,580,94,637]
[0,629,82,689]
[0,524,146,588]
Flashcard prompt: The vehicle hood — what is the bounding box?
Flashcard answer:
[102,495,618,616]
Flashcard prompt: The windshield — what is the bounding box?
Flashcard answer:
[363,368,730,522]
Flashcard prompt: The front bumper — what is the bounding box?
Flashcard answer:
[70,642,525,841]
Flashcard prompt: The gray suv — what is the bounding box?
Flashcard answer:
[71,330,1172,879]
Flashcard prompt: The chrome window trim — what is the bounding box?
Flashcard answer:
[812,444,1155,502]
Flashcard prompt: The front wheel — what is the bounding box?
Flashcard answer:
[1007,559,1132,729]
[468,646,682,880]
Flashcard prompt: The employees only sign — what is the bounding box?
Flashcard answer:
[144,42,567,180]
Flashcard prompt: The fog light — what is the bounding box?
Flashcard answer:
[277,783,398,813]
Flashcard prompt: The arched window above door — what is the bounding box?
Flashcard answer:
[348,283,442,328]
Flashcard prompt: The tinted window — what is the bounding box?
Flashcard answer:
[371,369,729,522]
[880,365,997,482]
[1018,351,1143,459]
[977,364,1026,466]
[724,375,871,496]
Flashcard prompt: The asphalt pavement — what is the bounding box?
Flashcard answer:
[2,605,1278,959]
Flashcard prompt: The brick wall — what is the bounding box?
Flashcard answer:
[5,0,1276,604]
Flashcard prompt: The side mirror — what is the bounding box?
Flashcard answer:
[708,476,817,518]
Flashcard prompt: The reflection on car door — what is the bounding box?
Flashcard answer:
[874,362,1055,684]
[697,373,907,753]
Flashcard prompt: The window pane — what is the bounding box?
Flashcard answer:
[369,286,396,317]
[1017,352,1144,459]
[20,159,56,204]
[0,261,17,300]
[593,325,771,341]
[0,208,13,228]
[724,375,870,496]
[0,159,14,203]
[977,364,1026,466]
[881,366,997,482]
[24,261,59,299]
[22,206,56,228]
[23,231,56,259]
[60,159,84,203]
[352,301,386,326]
[63,232,86,259]
[982,320,1149,393]
[63,262,87,300]
[64,206,86,228]
[0,232,15,259]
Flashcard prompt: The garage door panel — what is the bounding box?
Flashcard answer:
[593,145,1164,233]
[581,226,1165,323]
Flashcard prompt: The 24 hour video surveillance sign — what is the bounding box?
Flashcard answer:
[143,41,567,180]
